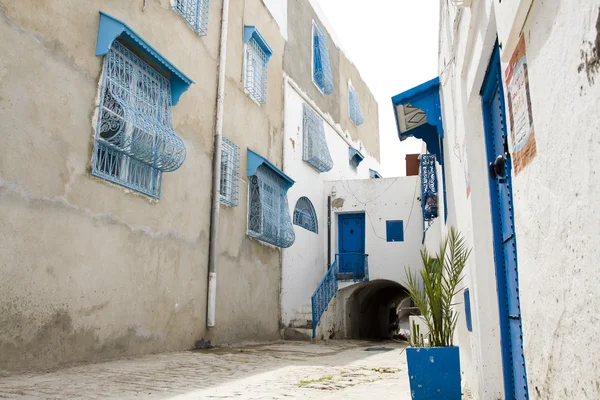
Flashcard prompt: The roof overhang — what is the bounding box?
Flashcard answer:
[247,149,295,190]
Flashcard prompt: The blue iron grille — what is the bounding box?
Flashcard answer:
[92,41,186,198]
[348,84,364,126]
[248,165,295,248]
[312,22,334,95]
[302,104,333,172]
[220,137,240,207]
[420,154,439,225]
[174,0,210,36]
[245,38,269,104]
[293,196,318,233]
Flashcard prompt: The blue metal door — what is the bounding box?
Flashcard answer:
[338,213,365,278]
[481,43,529,400]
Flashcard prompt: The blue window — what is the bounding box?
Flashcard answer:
[312,22,334,95]
[348,82,364,126]
[293,197,318,233]
[174,0,210,36]
[464,288,473,332]
[349,147,364,170]
[93,13,192,198]
[244,26,272,105]
[220,137,240,207]
[303,104,333,172]
[386,220,404,242]
[369,169,382,179]
[247,150,295,248]
[420,154,438,228]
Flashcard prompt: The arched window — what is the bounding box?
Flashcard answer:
[293,197,318,234]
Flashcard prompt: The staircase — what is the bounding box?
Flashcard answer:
[311,260,339,339]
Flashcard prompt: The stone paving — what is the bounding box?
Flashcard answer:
[0,340,412,399]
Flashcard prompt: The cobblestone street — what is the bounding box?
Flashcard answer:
[0,341,412,399]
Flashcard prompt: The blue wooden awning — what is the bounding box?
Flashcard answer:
[247,149,295,190]
[243,26,273,60]
[96,12,194,105]
[391,77,443,161]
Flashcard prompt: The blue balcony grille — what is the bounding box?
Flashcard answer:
[174,0,210,36]
[336,253,369,282]
[92,41,186,198]
[293,196,318,233]
[220,137,240,207]
[348,84,364,126]
[311,260,339,338]
[312,22,334,95]
[245,37,269,104]
[248,165,295,248]
[420,153,439,230]
[302,104,333,172]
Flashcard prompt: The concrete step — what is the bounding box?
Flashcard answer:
[289,319,312,329]
[282,327,312,341]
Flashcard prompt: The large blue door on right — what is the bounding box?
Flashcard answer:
[338,213,365,279]
[481,43,529,399]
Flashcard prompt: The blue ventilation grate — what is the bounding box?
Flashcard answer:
[220,137,240,207]
[420,154,439,232]
[248,165,295,248]
[303,104,333,172]
[174,0,210,36]
[311,260,339,338]
[293,196,318,233]
[245,37,269,104]
[312,22,334,95]
[348,83,364,126]
[92,41,186,198]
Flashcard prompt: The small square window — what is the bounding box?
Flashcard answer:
[386,220,404,242]
[220,137,240,207]
[174,0,210,36]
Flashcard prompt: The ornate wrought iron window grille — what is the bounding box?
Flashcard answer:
[244,38,269,104]
[348,82,364,126]
[293,196,318,233]
[174,0,210,36]
[420,153,439,232]
[220,137,240,207]
[312,22,334,95]
[302,104,333,172]
[248,165,295,248]
[92,40,186,198]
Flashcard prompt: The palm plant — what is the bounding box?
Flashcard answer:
[404,227,471,347]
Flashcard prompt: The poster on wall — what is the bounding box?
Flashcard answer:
[505,34,537,175]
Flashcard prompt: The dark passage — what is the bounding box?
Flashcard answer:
[346,280,410,339]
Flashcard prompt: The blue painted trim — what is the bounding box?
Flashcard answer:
[369,168,382,179]
[464,288,473,332]
[247,149,294,189]
[385,220,404,242]
[348,147,365,167]
[243,26,273,60]
[96,11,194,105]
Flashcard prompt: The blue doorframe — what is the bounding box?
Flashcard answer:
[337,213,366,278]
[481,43,529,399]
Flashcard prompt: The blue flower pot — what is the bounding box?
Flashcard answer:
[406,346,461,400]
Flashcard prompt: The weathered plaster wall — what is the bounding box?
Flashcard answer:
[438,0,600,398]
[0,0,286,371]
[283,0,380,161]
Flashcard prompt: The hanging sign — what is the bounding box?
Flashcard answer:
[505,34,537,175]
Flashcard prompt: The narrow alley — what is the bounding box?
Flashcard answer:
[0,341,414,400]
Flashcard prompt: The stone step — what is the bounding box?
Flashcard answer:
[289,319,312,329]
[282,327,312,341]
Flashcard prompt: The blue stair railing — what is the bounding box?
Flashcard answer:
[311,260,339,339]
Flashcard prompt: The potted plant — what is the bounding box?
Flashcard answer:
[403,227,471,400]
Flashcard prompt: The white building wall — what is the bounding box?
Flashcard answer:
[281,79,379,327]
[439,0,600,399]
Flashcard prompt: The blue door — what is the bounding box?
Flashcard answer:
[338,213,366,279]
[481,43,529,399]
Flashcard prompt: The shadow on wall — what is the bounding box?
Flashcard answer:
[345,279,409,340]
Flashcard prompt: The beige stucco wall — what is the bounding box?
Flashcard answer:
[0,0,285,372]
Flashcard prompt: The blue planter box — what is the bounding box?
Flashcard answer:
[406,346,461,400]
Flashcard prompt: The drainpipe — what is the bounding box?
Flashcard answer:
[327,196,332,269]
[207,0,230,329]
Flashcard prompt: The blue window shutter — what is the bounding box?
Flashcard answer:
[386,220,404,242]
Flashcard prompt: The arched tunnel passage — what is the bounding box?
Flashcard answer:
[346,279,413,340]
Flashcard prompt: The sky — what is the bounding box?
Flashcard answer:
[315,0,440,177]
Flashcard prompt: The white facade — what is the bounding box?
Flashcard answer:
[437,0,600,398]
